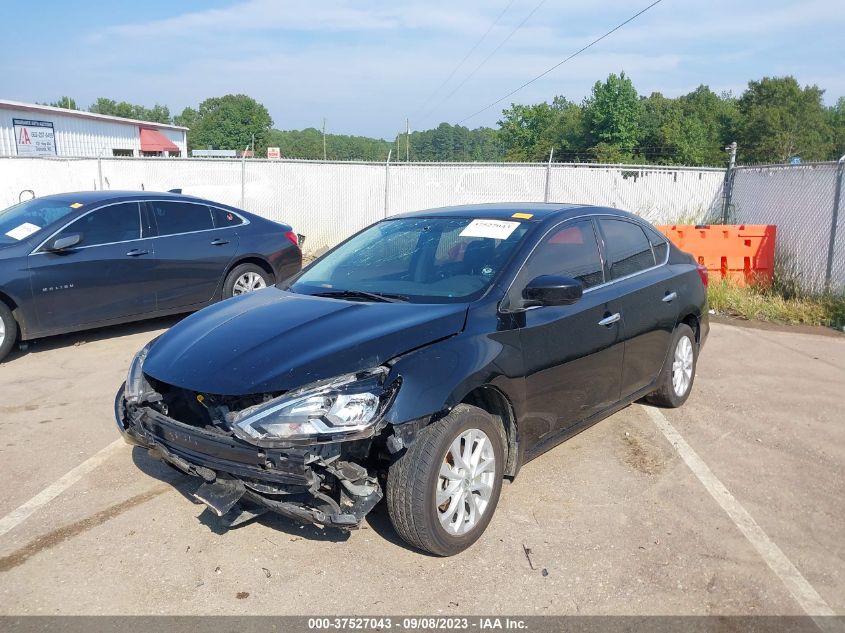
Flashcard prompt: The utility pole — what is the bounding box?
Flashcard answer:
[726,141,737,171]
[721,141,738,224]
[322,118,327,161]
[406,118,410,162]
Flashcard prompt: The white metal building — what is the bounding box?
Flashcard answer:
[0,99,188,158]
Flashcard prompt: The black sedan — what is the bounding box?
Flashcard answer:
[0,191,301,361]
[116,203,708,556]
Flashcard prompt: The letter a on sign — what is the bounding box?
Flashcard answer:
[19,128,31,144]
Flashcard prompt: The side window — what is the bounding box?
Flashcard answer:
[599,219,656,280]
[211,207,244,228]
[643,224,669,263]
[56,203,140,247]
[149,201,213,236]
[519,219,605,289]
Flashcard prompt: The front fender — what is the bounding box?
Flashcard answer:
[383,327,525,428]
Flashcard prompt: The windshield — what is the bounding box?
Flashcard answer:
[290,217,531,304]
[0,198,80,246]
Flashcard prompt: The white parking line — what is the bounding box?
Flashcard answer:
[642,405,840,629]
[0,439,125,539]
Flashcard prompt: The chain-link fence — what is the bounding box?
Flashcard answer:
[726,160,845,292]
[0,156,725,255]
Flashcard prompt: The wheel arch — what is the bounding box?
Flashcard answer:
[459,385,520,477]
[0,288,30,340]
[225,256,275,281]
[679,311,701,344]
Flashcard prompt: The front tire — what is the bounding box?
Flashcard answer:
[647,323,697,408]
[0,302,18,363]
[386,404,504,556]
[223,263,273,299]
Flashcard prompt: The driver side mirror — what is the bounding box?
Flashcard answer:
[46,233,81,251]
[522,275,583,307]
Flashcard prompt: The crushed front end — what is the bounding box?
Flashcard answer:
[115,343,399,529]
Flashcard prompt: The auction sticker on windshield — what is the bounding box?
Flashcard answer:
[5,222,41,240]
[459,219,520,240]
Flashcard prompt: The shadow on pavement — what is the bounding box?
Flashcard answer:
[3,314,187,362]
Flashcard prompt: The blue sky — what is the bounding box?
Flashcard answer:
[2,0,844,139]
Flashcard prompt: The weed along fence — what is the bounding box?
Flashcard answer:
[2,155,844,293]
[0,156,724,254]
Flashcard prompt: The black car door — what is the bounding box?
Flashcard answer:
[27,202,156,332]
[595,218,679,397]
[146,200,238,310]
[510,219,624,445]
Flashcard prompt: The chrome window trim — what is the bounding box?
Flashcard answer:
[30,199,248,255]
[586,216,670,294]
[503,213,669,308]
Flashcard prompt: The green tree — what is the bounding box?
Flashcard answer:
[583,72,642,159]
[498,103,558,161]
[828,97,845,158]
[737,76,832,163]
[88,98,172,124]
[186,95,273,154]
[46,96,78,110]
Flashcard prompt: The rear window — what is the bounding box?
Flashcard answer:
[643,224,669,262]
[211,207,244,227]
[150,201,214,235]
[599,219,656,280]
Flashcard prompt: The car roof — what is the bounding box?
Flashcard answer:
[29,190,220,206]
[392,202,641,223]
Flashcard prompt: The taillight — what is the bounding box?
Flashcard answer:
[284,231,299,247]
[697,264,709,288]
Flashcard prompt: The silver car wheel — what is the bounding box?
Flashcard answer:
[437,428,496,536]
[0,318,5,347]
[672,335,694,396]
[232,272,267,295]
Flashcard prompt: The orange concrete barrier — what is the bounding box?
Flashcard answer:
[655,224,777,287]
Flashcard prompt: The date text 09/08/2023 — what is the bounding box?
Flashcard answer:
[307,617,529,630]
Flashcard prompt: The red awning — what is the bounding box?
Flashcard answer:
[139,127,179,152]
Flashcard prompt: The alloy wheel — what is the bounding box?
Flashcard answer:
[232,272,267,295]
[436,428,496,535]
[672,335,694,396]
[0,318,5,347]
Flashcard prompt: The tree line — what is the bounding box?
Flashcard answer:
[44,73,845,166]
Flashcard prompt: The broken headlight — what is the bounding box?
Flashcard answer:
[124,340,155,404]
[229,367,392,445]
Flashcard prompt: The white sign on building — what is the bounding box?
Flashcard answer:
[13,118,57,156]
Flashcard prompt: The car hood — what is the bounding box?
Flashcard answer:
[143,288,468,395]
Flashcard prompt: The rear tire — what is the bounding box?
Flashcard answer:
[386,404,504,556]
[0,302,18,363]
[223,263,273,299]
[647,323,697,408]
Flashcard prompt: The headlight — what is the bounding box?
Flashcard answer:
[125,341,154,404]
[229,367,393,445]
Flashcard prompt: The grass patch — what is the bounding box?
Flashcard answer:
[707,279,845,329]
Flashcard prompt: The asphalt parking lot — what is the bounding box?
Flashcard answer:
[0,317,843,617]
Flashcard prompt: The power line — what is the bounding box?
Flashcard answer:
[458,0,666,125]
[414,0,516,120]
[421,0,547,126]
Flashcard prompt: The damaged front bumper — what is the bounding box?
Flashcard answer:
[115,388,383,529]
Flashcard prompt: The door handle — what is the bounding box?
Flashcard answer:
[210,239,230,246]
[662,291,678,303]
[125,249,149,257]
[598,312,621,326]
